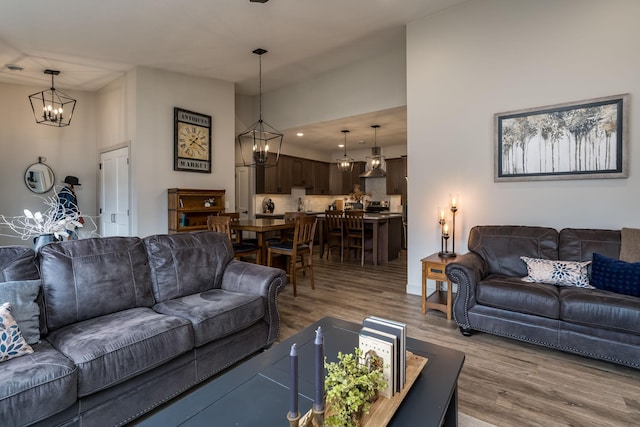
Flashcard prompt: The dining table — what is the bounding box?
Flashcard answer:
[232,218,295,265]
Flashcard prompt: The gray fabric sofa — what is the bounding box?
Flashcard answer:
[445,226,640,369]
[0,231,287,427]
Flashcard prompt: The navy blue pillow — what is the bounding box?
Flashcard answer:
[590,253,640,297]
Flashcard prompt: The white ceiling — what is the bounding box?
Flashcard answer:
[0,0,465,152]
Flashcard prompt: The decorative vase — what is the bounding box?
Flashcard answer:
[33,234,58,252]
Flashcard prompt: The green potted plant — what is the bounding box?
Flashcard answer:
[324,347,387,427]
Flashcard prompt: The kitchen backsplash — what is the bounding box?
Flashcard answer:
[254,186,402,215]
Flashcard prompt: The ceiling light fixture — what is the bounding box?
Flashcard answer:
[237,48,283,167]
[28,69,76,127]
[360,124,386,178]
[336,130,354,173]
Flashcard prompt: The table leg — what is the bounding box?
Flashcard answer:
[318,219,325,258]
[372,221,379,266]
[257,232,267,266]
[421,262,427,314]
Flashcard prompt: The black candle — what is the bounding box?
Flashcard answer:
[289,343,298,417]
[314,327,324,411]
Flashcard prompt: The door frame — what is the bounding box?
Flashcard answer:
[98,141,131,237]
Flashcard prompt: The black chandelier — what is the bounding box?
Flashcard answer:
[336,130,354,173]
[29,70,76,127]
[237,48,283,167]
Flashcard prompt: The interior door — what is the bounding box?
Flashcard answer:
[235,166,251,220]
[99,146,130,237]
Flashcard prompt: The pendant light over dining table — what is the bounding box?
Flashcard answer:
[238,48,283,167]
[337,130,354,173]
[28,69,76,127]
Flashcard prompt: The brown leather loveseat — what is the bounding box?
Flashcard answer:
[446,226,639,368]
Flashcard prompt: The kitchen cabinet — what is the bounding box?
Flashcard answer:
[330,161,365,195]
[386,156,407,198]
[309,161,330,195]
[256,155,292,194]
[168,188,225,233]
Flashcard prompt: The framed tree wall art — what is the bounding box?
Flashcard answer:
[174,107,212,173]
[495,94,629,181]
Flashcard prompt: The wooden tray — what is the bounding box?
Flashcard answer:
[300,351,428,426]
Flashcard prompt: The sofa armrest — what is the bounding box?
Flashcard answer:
[446,252,488,329]
[220,260,287,344]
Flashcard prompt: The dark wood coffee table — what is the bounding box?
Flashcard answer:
[134,317,465,426]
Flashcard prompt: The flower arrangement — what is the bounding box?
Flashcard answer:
[0,193,83,241]
[349,184,371,203]
[324,347,387,427]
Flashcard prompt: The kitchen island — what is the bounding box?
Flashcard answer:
[317,212,403,265]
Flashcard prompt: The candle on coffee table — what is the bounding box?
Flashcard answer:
[314,327,324,412]
[289,343,298,417]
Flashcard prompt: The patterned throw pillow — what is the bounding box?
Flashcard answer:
[590,253,640,297]
[0,302,34,362]
[520,256,592,288]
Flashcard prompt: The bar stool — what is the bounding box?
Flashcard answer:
[324,210,344,262]
[344,210,369,266]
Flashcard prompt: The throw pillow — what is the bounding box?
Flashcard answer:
[0,279,41,344]
[619,227,640,263]
[590,253,640,297]
[520,256,592,288]
[0,302,34,362]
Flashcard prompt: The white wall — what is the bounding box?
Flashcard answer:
[406,0,640,294]
[0,82,97,246]
[260,45,407,138]
[132,67,236,238]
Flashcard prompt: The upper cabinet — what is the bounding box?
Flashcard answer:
[309,161,330,195]
[386,156,407,198]
[330,161,365,195]
[256,155,370,196]
[256,154,329,194]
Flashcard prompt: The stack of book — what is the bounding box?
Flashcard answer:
[358,316,407,399]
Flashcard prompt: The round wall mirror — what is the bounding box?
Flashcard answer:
[24,161,55,194]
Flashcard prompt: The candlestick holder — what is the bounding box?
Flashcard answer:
[437,217,448,257]
[447,204,458,258]
[287,411,300,427]
[312,406,325,427]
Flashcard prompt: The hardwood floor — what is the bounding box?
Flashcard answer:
[275,250,640,426]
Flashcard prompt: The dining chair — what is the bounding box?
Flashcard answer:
[267,215,317,297]
[324,210,344,262]
[207,215,261,264]
[280,211,307,242]
[344,210,370,266]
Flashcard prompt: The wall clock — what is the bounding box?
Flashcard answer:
[174,107,212,173]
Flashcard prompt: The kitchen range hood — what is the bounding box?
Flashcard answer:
[359,146,386,178]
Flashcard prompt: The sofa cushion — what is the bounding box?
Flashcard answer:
[559,228,621,262]
[590,253,640,297]
[620,227,640,262]
[0,279,41,344]
[153,289,264,347]
[39,237,155,332]
[0,246,39,282]
[520,257,592,288]
[0,303,33,362]
[144,231,234,303]
[477,274,561,319]
[46,307,193,397]
[0,340,77,427]
[468,226,558,277]
[560,287,640,335]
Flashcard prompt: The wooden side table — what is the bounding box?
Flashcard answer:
[421,253,457,320]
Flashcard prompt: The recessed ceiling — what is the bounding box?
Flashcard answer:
[282,106,407,154]
[0,0,464,152]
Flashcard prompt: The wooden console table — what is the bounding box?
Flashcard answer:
[421,253,457,320]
